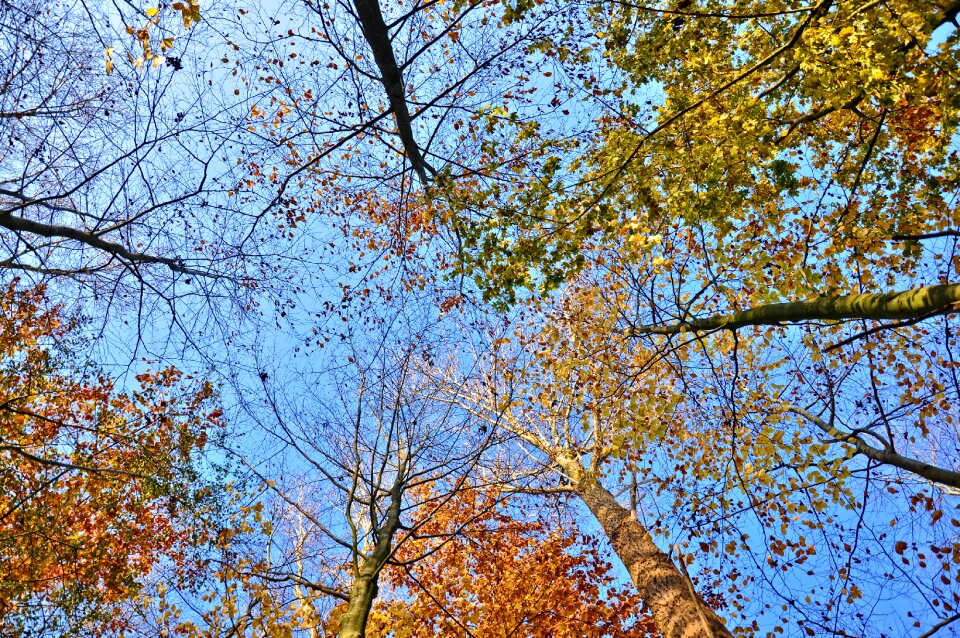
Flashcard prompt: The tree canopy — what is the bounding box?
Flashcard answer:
[1,0,960,637]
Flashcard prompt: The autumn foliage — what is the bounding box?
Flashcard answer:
[364,487,655,638]
[5,0,960,635]
[0,282,221,635]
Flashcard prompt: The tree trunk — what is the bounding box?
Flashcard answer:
[576,479,734,638]
[338,457,407,638]
[338,570,379,638]
[351,0,431,184]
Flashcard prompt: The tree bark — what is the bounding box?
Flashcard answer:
[338,458,407,638]
[575,478,734,638]
[788,406,960,489]
[351,0,431,185]
[338,569,380,638]
[0,207,204,276]
[628,283,960,335]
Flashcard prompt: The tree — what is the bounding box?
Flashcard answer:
[451,0,960,306]
[367,485,656,638]
[432,317,736,638]
[191,328,498,638]
[222,1,752,635]
[0,280,223,636]
[130,0,960,634]
[0,0,302,361]
[2,1,194,273]
[234,0,591,242]
[404,0,960,635]
[9,0,960,636]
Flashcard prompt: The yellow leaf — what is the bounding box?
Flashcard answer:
[105,46,115,75]
[145,6,159,17]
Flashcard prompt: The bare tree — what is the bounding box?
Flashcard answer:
[0,0,310,361]
[225,336,497,638]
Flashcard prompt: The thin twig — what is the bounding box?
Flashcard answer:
[674,544,716,638]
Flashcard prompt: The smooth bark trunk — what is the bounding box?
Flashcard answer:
[338,570,380,638]
[628,283,960,335]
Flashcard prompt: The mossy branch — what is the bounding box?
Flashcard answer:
[628,284,960,336]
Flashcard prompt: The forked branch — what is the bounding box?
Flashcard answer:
[787,406,960,489]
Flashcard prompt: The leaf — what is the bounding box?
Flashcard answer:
[369,486,656,637]
[0,283,223,631]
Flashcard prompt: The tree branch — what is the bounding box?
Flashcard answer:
[255,572,350,601]
[0,211,208,277]
[0,442,147,478]
[890,230,960,241]
[919,613,960,638]
[627,283,960,335]
[786,406,960,489]
[352,0,433,185]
